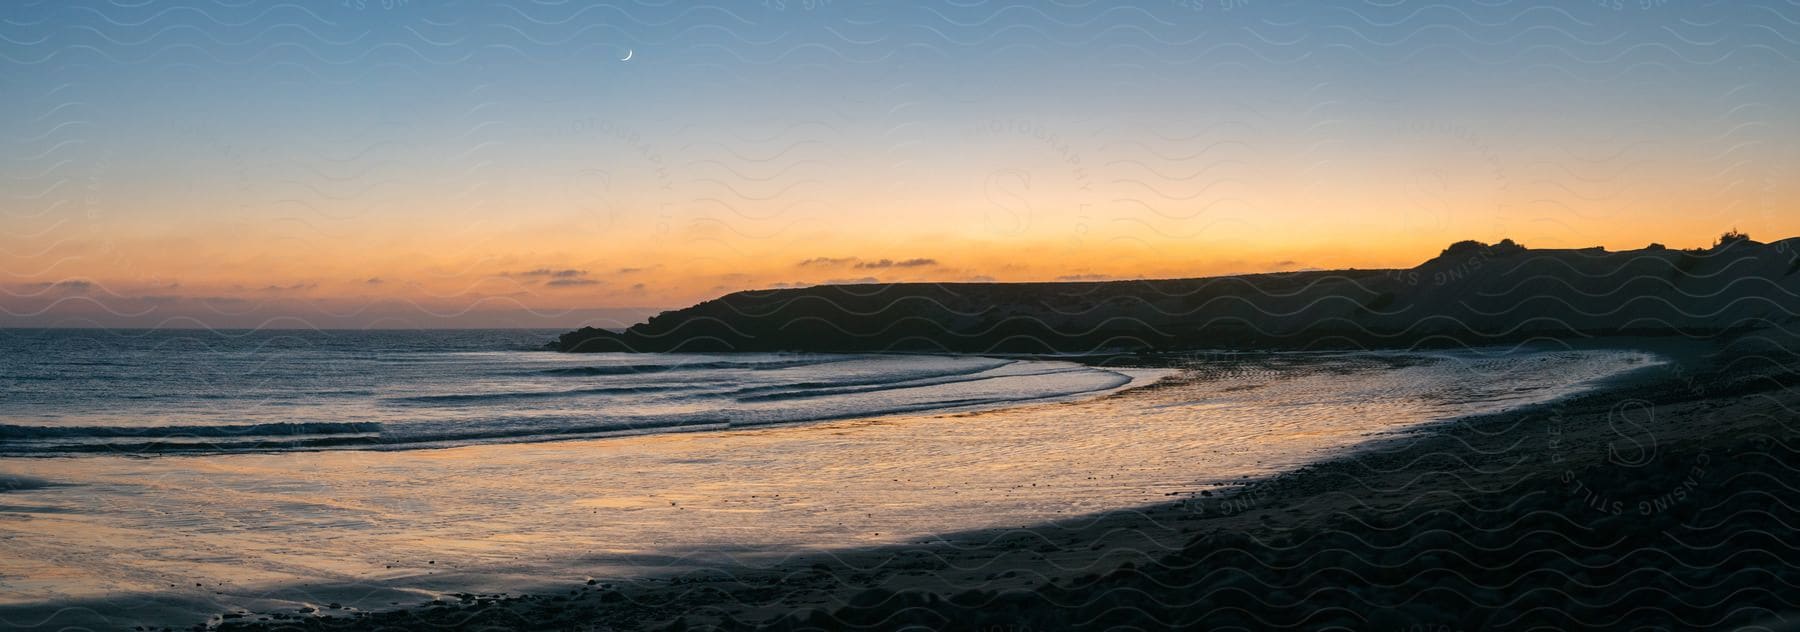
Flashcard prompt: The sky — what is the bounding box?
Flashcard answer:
[3,0,1798,328]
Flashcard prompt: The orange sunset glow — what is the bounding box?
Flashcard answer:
[10,127,1796,328]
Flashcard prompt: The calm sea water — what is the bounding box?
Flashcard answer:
[0,329,1663,627]
[0,329,1135,454]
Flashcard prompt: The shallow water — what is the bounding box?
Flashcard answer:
[0,334,1660,626]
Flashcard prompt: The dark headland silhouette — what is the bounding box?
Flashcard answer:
[554,234,1800,353]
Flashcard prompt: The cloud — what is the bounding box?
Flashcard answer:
[365,277,384,285]
[801,257,936,269]
[822,277,880,285]
[617,267,645,274]
[854,258,937,269]
[510,268,588,278]
[1270,260,1299,268]
[259,282,317,292]
[545,278,601,287]
[1055,274,1111,281]
[23,280,94,293]
[629,283,646,292]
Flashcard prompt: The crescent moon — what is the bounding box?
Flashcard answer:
[621,49,633,61]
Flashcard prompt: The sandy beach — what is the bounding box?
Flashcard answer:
[178,329,1800,631]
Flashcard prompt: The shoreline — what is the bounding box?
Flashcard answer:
[150,335,1775,631]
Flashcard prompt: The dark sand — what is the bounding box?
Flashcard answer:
[200,331,1799,631]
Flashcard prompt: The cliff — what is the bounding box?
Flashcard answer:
[552,237,1800,353]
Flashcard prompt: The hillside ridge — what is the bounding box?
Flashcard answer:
[552,236,1800,353]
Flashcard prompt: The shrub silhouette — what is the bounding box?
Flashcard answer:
[1491,238,1526,255]
[1440,239,1525,258]
[1440,240,1488,257]
[1715,230,1751,248]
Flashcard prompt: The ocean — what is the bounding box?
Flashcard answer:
[0,329,1662,626]
[0,329,1143,455]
